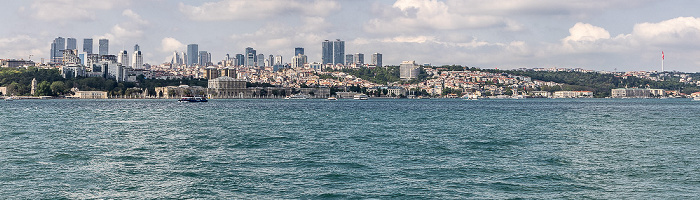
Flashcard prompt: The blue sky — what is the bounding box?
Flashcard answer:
[1,0,700,72]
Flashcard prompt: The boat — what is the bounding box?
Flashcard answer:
[353,94,369,100]
[4,96,14,101]
[178,96,208,102]
[285,94,308,99]
[693,96,700,101]
[462,94,479,100]
[327,96,338,100]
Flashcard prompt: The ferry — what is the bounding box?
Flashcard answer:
[285,94,308,99]
[178,96,208,102]
[353,94,369,100]
[693,96,700,101]
[327,96,338,100]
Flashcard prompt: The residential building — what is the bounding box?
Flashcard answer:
[118,50,129,67]
[292,54,307,68]
[345,54,354,66]
[132,50,143,69]
[611,88,664,98]
[354,53,364,65]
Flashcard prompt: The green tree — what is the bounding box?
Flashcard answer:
[50,81,67,95]
[35,81,52,96]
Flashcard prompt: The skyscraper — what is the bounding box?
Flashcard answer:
[50,37,65,63]
[132,50,143,69]
[372,53,382,67]
[83,38,93,54]
[235,54,245,66]
[333,39,344,65]
[257,53,264,67]
[321,40,333,64]
[199,51,210,66]
[345,54,354,66]
[354,53,364,65]
[134,44,140,52]
[66,38,77,50]
[268,55,274,67]
[274,55,283,65]
[118,50,129,67]
[98,39,109,55]
[187,44,198,66]
[244,47,256,67]
[295,47,304,56]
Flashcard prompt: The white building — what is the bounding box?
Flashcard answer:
[553,91,593,98]
[132,50,143,69]
[117,50,129,67]
[400,60,421,80]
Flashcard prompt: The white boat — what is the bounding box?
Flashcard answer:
[353,94,368,100]
[4,97,13,101]
[327,97,338,100]
[285,94,308,99]
[693,96,700,101]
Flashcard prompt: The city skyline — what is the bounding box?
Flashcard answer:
[1,1,700,72]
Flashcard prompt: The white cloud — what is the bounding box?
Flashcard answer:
[27,0,129,22]
[179,0,340,21]
[365,0,521,33]
[0,35,45,60]
[160,37,185,53]
[630,17,700,46]
[94,9,149,47]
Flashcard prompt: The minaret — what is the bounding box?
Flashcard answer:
[31,78,37,95]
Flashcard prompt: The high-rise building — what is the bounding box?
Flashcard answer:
[66,38,77,50]
[132,50,143,69]
[83,38,93,54]
[354,53,364,65]
[295,47,304,56]
[274,55,283,65]
[268,55,274,67]
[118,50,129,67]
[172,51,181,66]
[244,47,256,67]
[98,39,109,55]
[321,40,333,64]
[235,54,245,66]
[292,54,307,68]
[187,44,198,66]
[345,54,354,66]
[257,54,264,67]
[333,39,344,65]
[134,44,140,52]
[50,37,66,63]
[199,50,210,66]
[372,53,382,67]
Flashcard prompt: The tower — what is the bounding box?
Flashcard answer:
[322,40,333,64]
[50,37,65,63]
[83,38,93,54]
[132,50,143,69]
[66,38,77,50]
[333,39,344,65]
[98,39,109,55]
[244,47,256,67]
[118,50,129,67]
[354,53,364,66]
[187,44,198,66]
[372,53,382,67]
[295,47,304,56]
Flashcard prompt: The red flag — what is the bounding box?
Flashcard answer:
[662,51,664,60]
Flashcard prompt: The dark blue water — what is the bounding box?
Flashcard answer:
[1,99,700,199]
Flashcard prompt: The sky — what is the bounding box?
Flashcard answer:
[1,0,700,72]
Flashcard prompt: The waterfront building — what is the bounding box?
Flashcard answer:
[400,60,421,80]
[66,38,77,50]
[72,90,108,99]
[611,88,664,98]
[295,47,304,56]
[83,38,93,54]
[333,39,344,65]
[372,53,382,67]
[531,91,551,98]
[553,91,593,98]
[187,44,198,66]
[207,76,248,98]
[155,85,206,98]
[118,50,129,67]
[98,39,109,55]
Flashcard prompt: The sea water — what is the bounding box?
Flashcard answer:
[1,99,699,199]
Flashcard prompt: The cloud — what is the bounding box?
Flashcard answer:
[630,17,700,46]
[26,0,128,22]
[0,35,45,61]
[446,0,653,17]
[94,9,149,46]
[160,37,185,53]
[179,0,340,21]
[365,0,521,33]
